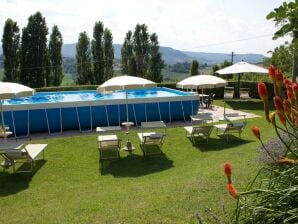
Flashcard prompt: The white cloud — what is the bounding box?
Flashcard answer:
[0,0,290,55]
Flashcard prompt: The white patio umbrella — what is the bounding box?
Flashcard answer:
[216,61,267,97]
[177,74,227,111]
[97,75,157,150]
[0,82,35,140]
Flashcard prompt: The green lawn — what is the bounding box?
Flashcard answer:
[0,100,274,223]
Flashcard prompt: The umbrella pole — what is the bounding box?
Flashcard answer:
[126,91,129,123]
[0,100,7,143]
[224,100,226,117]
[201,89,204,113]
[124,90,133,151]
[237,73,241,98]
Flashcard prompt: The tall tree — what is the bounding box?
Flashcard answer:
[49,25,63,86]
[190,60,199,76]
[133,24,149,77]
[267,1,298,81]
[148,33,164,82]
[76,31,92,84]
[20,12,49,87]
[91,21,104,84]
[121,30,134,75]
[103,28,114,80]
[2,18,20,82]
[264,43,292,75]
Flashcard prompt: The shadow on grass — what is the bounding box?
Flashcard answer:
[0,160,46,197]
[190,136,253,151]
[225,100,270,111]
[100,154,174,177]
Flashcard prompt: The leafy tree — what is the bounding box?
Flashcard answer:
[121,30,134,75]
[168,62,190,73]
[76,31,92,84]
[133,24,149,77]
[148,33,164,82]
[267,0,298,81]
[121,24,163,79]
[49,25,63,86]
[264,43,292,75]
[222,59,232,68]
[91,21,104,84]
[212,64,220,74]
[190,60,199,76]
[2,18,20,82]
[103,28,114,80]
[20,12,49,88]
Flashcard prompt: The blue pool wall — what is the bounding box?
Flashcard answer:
[2,95,199,135]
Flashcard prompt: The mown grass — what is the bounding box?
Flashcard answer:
[0,100,274,223]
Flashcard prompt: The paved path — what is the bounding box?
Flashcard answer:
[199,105,260,122]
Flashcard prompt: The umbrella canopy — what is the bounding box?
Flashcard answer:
[177,75,227,112]
[0,82,35,140]
[176,75,227,89]
[0,82,36,99]
[96,75,157,93]
[216,61,267,98]
[216,61,267,75]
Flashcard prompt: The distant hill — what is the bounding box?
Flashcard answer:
[183,51,265,64]
[62,43,265,65]
[0,43,266,65]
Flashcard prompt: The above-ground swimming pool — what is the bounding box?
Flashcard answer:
[2,87,199,136]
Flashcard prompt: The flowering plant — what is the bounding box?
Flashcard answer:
[224,65,298,223]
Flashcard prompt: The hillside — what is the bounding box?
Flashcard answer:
[61,43,265,65]
[1,44,265,65]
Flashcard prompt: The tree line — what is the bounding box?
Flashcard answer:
[1,12,164,88]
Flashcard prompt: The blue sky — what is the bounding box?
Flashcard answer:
[0,0,291,55]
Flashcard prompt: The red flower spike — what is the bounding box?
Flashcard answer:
[283,99,291,116]
[284,79,292,88]
[277,111,286,126]
[274,96,284,113]
[292,83,298,101]
[275,69,283,83]
[251,126,261,140]
[287,87,294,100]
[258,82,268,102]
[227,183,239,199]
[223,163,232,183]
[268,65,276,81]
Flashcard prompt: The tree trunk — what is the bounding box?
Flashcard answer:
[292,38,298,82]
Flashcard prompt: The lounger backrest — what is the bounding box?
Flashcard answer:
[143,133,165,145]
[227,122,246,132]
[192,126,213,136]
[99,140,120,150]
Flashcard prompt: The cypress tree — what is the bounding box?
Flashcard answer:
[103,28,114,81]
[91,21,104,84]
[2,18,20,82]
[49,25,63,86]
[133,24,149,77]
[121,30,134,75]
[190,60,199,76]
[76,31,92,84]
[20,12,49,87]
[148,33,164,82]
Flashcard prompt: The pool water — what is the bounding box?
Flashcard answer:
[5,87,191,105]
